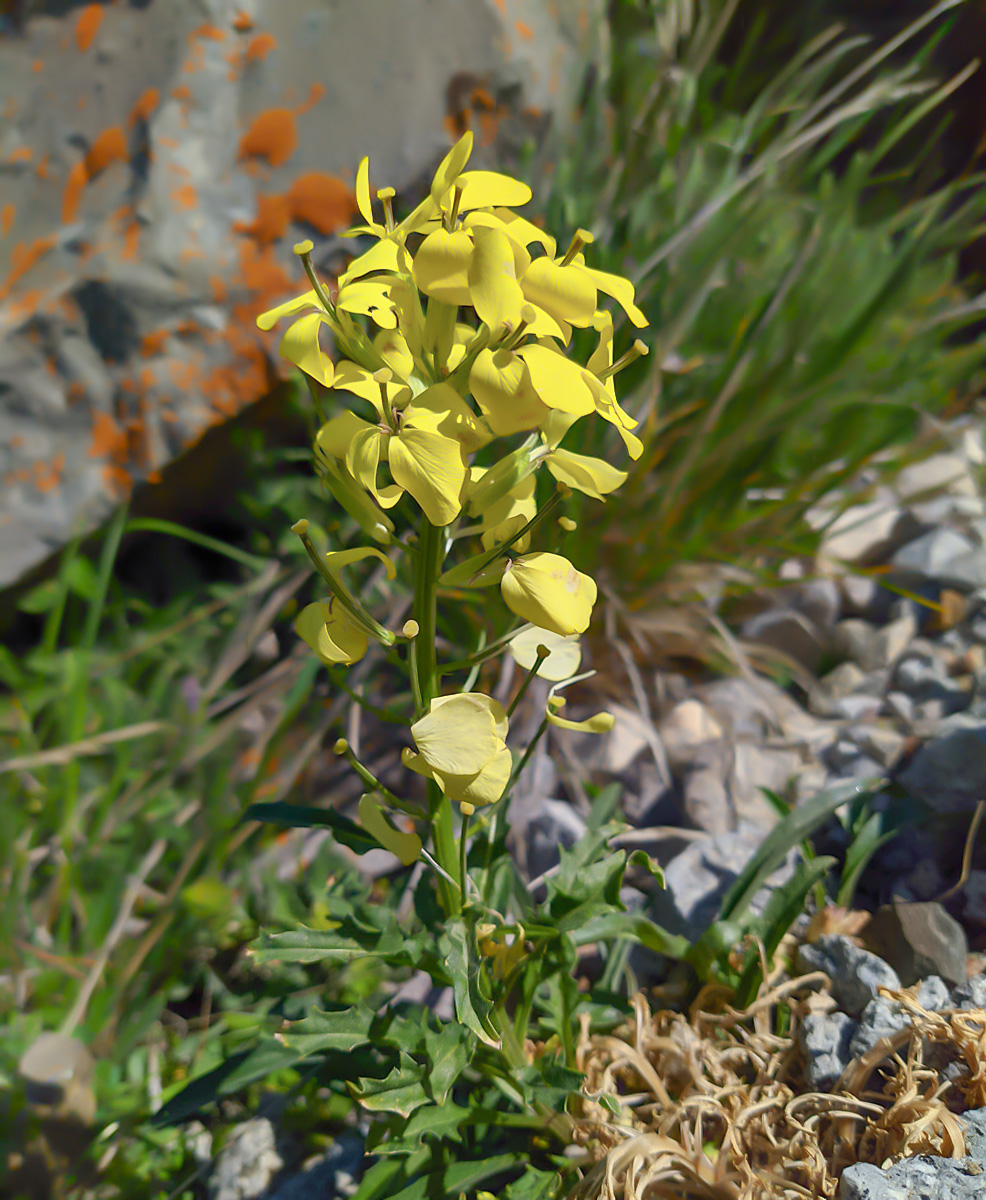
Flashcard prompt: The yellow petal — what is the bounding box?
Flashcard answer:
[587,311,614,380]
[491,208,557,255]
[346,425,388,505]
[296,599,367,665]
[413,229,474,304]
[547,707,615,733]
[479,475,536,553]
[522,303,572,344]
[336,278,397,329]
[431,692,508,742]
[434,745,512,809]
[338,238,401,287]
[521,257,596,326]
[256,289,320,332]
[373,328,415,380]
[468,227,524,334]
[582,372,643,460]
[355,156,374,226]
[545,448,627,500]
[580,263,648,328]
[540,409,581,450]
[508,627,582,682]
[388,425,466,525]
[431,131,474,205]
[410,693,500,776]
[410,382,490,453]
[324,545,397,581]
[358,794,421,865]
[515,344,595,416]
[500,552,597,636]
[455,170,532,211]
[315,411,375,460]
[464,212,532,278]
[279,312,334,386]
[470,348,550,436]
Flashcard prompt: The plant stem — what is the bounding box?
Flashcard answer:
[414,520,461,915]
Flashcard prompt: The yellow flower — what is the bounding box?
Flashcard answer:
[544,447,627,501]
[402,693,512,809]
[508,626,582,682]
[467,467,536,552]
[295,598,367,665]
[520,230,648,332]
[500,552,597,636]
[545,672,615,733]
[476,923,527,980]
[358,794,421,866]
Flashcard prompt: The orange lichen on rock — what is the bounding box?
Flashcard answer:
[32,59,43,74]
[89,411,128,460]
[238,108,297,167]
[128,87,160,128]
[86,127,128,176]
[232,11,255,32]
[75,4,105,52]
[33,453,65,494]
[298,83,326,115]
[36,155,52,181]
[122,220,141,262]
[235,192,291,243]
[191,23,226,41]
[172,84,192,102]
[244,32,277,63]
[171,184,198,211]
[515,20,534,39]
[62,162,88,223]
[8,147,34,164]
[287,173,356,234]
[0,204,14,237]
[1,236,57,300]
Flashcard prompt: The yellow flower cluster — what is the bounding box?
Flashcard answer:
[259,131,647,660]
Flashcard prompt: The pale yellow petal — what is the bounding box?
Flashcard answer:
[455,170,532,211]
[500,552,597,636]
[338,238,401,287]
[373,329,415,380]
[582,372,643,459]
[430,693,508,742]
[409,382,490,453]
[355,156,374,226]
[468,227,524,335]
[509,627,582,682]
[358,794,421,865]
[336,278,397,329]
[431,131,474,204]
[545,448,627,500]
[256,289,320,332]
[296,600,367,665]
[492,208,557,255]
[315,411,375,461]
[411,692,499,776]
[279,312,334,386]
[580,263,648,328]
[470,348,550,436]
[547,707,615,733]
[413,229,473,304]
[388,426,466,525]
[516,344,595,416]
[435,745,512,808]
[346,425,386,504]
[521,257,596,326]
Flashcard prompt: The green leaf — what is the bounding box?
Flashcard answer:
[717,778,882,923]
[627,848,665,889]
[515,1059,584,1112]
[250,926,368,965]
[440,920,501,1048]
[567,911,691,960]
[837,810,898,908]
[351,1052,430,1117]
[422,1022,472,1104]
[387,1154,523,1200]
[371,1102,469,1154]
[277,1003,377,1058]
[150,1040,308,1125]
[504,1167,563,1200]
[243,801,378,856]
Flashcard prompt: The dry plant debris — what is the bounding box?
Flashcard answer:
[568,976,986,1200]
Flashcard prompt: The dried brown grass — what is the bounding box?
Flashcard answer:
[568,973,986,1199]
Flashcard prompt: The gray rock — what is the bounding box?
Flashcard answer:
[649,826,798,946]
[740,608,827,672]
[526,799,588,880]
[799,1011,857,1088]
[949,975,986,1010]
[845,724,908,770]
[892,529,986,593]
[814,496,910,566]
[849,978,949,1060]
[656,700,723,771]
[835,619,880,668]
[210,1118,284,1200]
[884,691,915,723]
[961,871,986,927]
[961,1108,986,1162]
[868,612,920,671]
[0,0,603,586]
[266,1132,364,1200]
[862,901,967,987]
[808,662,867,717]
[792,577,843,629]
[841,1156,986,1200]
[796,935,901,1017]
[840,574,895,622]
[897,714,986,813]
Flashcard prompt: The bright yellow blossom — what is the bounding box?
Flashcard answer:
[403,694,512,810]
[500,552,597,636]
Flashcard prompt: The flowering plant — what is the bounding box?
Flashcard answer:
[238,134,685,1181]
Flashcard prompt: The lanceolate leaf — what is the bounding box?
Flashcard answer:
[277,1003,377,1057]
[440,920,501,1048]
[243,801,378,855]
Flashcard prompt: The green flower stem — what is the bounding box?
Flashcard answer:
[334,741,420,817]
[459,809,470,907]
[293,524,395,647]
[414,520,461,915]
[439,624,525,676]
[506,649,549,719]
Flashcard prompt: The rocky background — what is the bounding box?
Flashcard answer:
[0,0,602,589]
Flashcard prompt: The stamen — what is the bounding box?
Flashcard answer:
[560,227,594,267]
[377,186,396,232]
[599,338,649,380]
[294,240,336,314]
